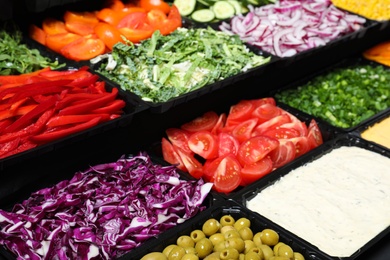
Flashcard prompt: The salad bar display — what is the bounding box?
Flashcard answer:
[0,0,390,259]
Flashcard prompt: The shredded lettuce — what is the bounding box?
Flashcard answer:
[0,153,212,259]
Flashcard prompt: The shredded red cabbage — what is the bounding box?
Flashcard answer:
[0,153,213,259]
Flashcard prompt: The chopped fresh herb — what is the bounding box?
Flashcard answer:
[94,27,270,103]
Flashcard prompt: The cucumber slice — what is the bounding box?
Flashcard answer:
[173,0,197,16]
[227,0,243,14]
[197,0,212,7]
[213,1,236,20]
[191,9,216,23]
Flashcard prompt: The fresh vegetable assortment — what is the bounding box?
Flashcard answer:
[162,97,323,193]
[363,40,390,67]
[219,0,366,57]
[331,0,390,21]
[94,27,270,103]
[275,63,390,128]
[0,26,64,75]
[0,153,213,259]
[0,67,125,159]
[29,0,182,61]
[173,0,275,23]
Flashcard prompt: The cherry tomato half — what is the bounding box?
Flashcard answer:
[237,136,279,166]
[188,131,219,160]
[139,0,171,14]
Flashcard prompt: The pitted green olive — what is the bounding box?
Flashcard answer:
[220,248,240,260]
[168,246,186,260]
[190,230,206,243]
[195,238,213,258]
[220,215,235,226]
[202,218,221,236]
[260,229,279,246]
[177,235,195,248]
[209,233,225,246]
[141,252,168,260]
[234,218,251,231]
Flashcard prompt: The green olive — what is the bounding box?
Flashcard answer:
[225,237,245,253]
[239,227,253,241]
[202,218,221,236]
[220,248,240,259]
[244,251,261,260]
[260,229,279,246]
[168,246,186,260]
[181,253,199,260]
[163,245,178,257]
[221,225,236,234]
[224,229,241,239]
[273,242,286,256]
[214,241,227,252]
[220,215,235,226]
[195,238,214,259]
[177,235,195,248]
[141,252,168,260]
[269,257,290,260]
[243,240,256,254]
[258,244,274,260]
[252,232,263,247]
[233,218,251,231]
[293,252,305,260]
[240,253,246,260]
[184,247,197,255]
[246,247,264,260]
[209,233,225,246]
[277,245,294,259]
[191,230,206,243]
[204,252,221,260]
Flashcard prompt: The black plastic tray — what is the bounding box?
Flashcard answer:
[272,56,390,133]
[0,68,148,171]
[234,134,390,260]
[125,200,333,260]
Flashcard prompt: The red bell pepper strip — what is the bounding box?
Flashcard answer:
[0,138,21,157]
[90,99,126,114]
[38,68,92,81]
[0,109,55,144]
[0,139,37,159]
[58,88,118,115]
[0,119,13,133]
[0,104,37,121]
[4,95,58,133]
[30,117,101,143]
[55,92,108,110]
[9,97,30,112]
[46,114,110,128]
[0,67,51,85]
[68,74,99,88]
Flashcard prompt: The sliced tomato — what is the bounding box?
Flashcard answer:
[97,8,123,26]
[161,137,185,171]
[289,136,311,158]
[140,0,171,14]
[252,103,282,124]
[205,155,242,193]
[60,34,106,61]
[211,113,227,134]
[237,136,279,166]
[63,11,99,25]
[45,32,82,53]
[29,24,47,45]
[166,128,192,155]
[181,111,219,133]
[150,5,182,35]
[263,127,300,140]
[117,12,150,29]
[252,114,291,136]
[94,22,124,50]
[42,18,68,35]
[269,139,296,168]
[232,118,258,143]
[176,147,204,179]
[282,112,308,136]
[147,9,167,29]
[188,131,219,160]
[218,132,240,157]
[307,119,323,149]
[249,97,276,107]
[118,27,154,43]
[104,0,125,11]
[226,100,255,126]
[240,156,273,186]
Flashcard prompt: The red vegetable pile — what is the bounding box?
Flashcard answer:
[0,153,212,259]
[0,67,125,159]
[219,0,366,57]
[162,97,323,193]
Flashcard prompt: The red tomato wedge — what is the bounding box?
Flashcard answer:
[232,118,258,143]
[176,147,204,179]
[205,155,242,193]
[166,128,192,155]
[211,113,227,134]
[262,127,300,139]
[117,12,150,29]
[152,5,182,35]
[140,0,171,14]
[118,27,153,43]
[188,131,219,160]
[240,156,273,186]
[237,136,279,166]
[161,137,185,171]
[218,132,240,157]
[60,35,106,61]
[181,111,219,133]
[268,139,296,168]
[252,114,291,136]
[250,97,276,107]
[226,100,255,126]
[29,24,47,45]
[289,136,311,158]
[94,22,124,50]
[252,103,282,124]
[42,18,68,35]
[46,32,81,53]
[307,119,323,149]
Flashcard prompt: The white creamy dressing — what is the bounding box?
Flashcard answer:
[246,146,390,257]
